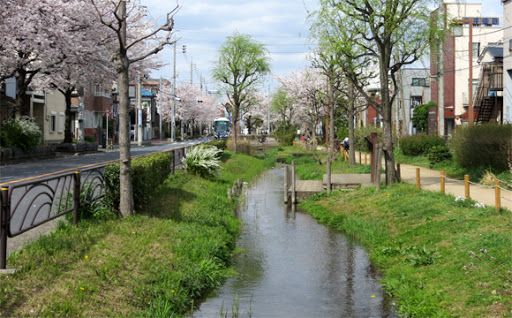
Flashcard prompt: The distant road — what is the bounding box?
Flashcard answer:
[0,138,209,185]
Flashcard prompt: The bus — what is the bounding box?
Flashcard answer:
[213,117,230,139]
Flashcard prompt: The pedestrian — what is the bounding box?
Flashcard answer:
[342,137,350,151]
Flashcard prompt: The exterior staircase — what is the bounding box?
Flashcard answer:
[473,63,503,123]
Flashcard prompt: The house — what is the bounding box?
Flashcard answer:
[473,43,504,123]
[129,79,162,141]
[81,82,113,145]
[503,0,512,123]
[394,68,431,135]
[430,2,503,135]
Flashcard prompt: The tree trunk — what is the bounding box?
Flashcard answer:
[379,52,397,184]
[348,102,356,165]
[232,105,239,153]
[326,77,335,193]
[63,89,74,143]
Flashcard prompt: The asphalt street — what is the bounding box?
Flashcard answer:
[0,138,209,184]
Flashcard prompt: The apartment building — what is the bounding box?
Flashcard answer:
[503,0,512,123]
[431,2,503,135]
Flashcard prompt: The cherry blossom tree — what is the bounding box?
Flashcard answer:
[90,0,177,217]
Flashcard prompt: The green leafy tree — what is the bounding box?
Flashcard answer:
[271,88,294,128]
[312,0,435,184]
[412,101,435,132]
[213,34,270,152]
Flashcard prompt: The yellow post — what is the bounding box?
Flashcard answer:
[464,175,470,199]
[416,168,421,189]
[495,180,501,211]
[440,170,445,194]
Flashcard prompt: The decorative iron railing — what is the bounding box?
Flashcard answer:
[0,145,191,269]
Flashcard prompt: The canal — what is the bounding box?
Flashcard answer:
[193,168,395,317]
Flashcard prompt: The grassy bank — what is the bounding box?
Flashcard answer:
[301,184,512,317]
[272,145,370,180]
[0,152,272,317]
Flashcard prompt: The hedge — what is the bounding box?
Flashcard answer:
[400,134,445,156]
[104,152,172,212]
[451,124,512,172]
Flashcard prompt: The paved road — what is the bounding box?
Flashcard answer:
[0,138,209,185]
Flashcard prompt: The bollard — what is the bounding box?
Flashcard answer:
[440,170,446,194]
[0,187,9,269]
[416,168,421,189]
[495,180,501,211]
[464,175,470,199]
[72,171,81,225]
[284,165,289,204]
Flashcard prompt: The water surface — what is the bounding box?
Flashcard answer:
[194,168,395,317]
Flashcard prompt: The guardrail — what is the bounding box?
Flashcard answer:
[0,145,191,269]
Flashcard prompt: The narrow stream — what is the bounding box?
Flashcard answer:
[193,168,395,317]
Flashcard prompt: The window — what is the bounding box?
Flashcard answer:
[411,78,427,87]
[472,42,480,58]
[50,112,56,132]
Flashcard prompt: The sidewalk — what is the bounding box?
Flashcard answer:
[354,151,511,211]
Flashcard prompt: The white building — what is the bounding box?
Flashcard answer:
[503,0,512,123]
[395,68,431,135]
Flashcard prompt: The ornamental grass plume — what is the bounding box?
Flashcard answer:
[182,145,222,177]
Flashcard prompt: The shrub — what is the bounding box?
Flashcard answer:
[104,152,172,212]
[274,125,296,145]
[427,145,452,165]
[400,134,445,156]
[0,117,42,150]
[353,126,383,151]
[207,139,227,150]
[451,124,512,172]
[182,145,222,177]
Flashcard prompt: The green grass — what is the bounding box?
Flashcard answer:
[0,151,272,317]
[300,184,512,317]
[272,145,370,180]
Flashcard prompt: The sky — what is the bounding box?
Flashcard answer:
[144,0,504,93]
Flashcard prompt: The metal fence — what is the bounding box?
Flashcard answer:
[0,145,190,269]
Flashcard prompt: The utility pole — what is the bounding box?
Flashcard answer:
[190,58,193,85]
[159,77,163,140]
[438,2,446,137]
[468,17,474,126]
[136,73,143,146]
[171,42,177,142]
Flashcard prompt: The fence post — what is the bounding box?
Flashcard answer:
[0,187,9,269]
[440,170,446,194]
[73,171,81,225]
[416,168,421,189]
[464,175,470,199]
[172,150,176,174]
[284,165,289,204]
[495,180,501,211]
[291,161,296,204]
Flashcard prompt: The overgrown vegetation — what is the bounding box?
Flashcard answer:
[182,145,222,177]
[0,152,271,317]
[451,124,512,172]
[0,117,42,150]
[352,126,382,151]
[273,125,297,146]
[301,184,512,317]
[411,101,435,133]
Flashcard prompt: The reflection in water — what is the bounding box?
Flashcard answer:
[193,169,395,318]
